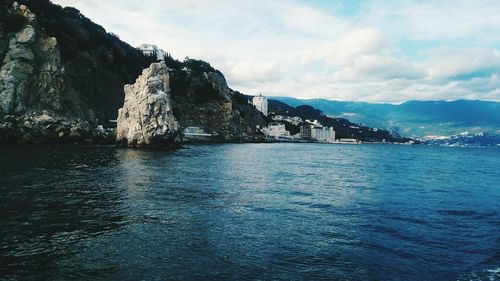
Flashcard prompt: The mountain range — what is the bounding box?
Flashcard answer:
[270,97,500,137]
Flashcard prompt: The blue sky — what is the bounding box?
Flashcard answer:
[52,0,500,103]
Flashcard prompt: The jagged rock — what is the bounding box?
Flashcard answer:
[204,72,232,101]
[15,24,35,43]
[116,61,181,148]
[0,1,266,144]
[0,3,97,144]
[0,2,64,114]
[0,0,156,144]
[168,63,267,142]
[4,42,33,61]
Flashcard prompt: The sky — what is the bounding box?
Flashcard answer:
[51,0,500,103]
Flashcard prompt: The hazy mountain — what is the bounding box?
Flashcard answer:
[270,98,500,137]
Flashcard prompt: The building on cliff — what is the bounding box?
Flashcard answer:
[253,94,268,116]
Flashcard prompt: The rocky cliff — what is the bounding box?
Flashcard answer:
[0,0,154,143]
[0,0,267,145]
[117,62,180,148]
[116,59,268,147]
[169,59,267,142]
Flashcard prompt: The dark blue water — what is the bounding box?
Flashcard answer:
[1,143,499,280]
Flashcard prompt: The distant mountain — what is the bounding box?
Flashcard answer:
[262,98,413,143]
[423,132,500,147]
[270,98,500,137]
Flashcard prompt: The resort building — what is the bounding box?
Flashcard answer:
[301,125,336,142]
[312,126,336,143]
[300,125,312,139]
[253,94,268,116]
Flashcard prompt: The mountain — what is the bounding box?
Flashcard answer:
[270,97,500,137]
[265,100,412,143]
[423,132,500,147]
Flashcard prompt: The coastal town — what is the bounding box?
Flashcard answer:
[184,94,361,144]
[253,94,360,143]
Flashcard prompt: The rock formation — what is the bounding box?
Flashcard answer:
[0,0,154,143]
[116,62,180,148]
[0,0,268,145]
[0,2,93,143]
[0,0,265,145]
[168,59,267,142]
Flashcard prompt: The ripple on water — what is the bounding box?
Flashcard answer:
[0,144,499,280]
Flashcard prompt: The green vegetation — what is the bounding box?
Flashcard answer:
[169,69,223,105]
[163,53,183,69]
[1,13,26,33]
[182,58,221,74]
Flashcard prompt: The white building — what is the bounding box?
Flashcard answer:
[304,125,336,143]
[325,127,336,143]
[253,94,268,116]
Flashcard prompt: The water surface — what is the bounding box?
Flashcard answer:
[1,144,499,280]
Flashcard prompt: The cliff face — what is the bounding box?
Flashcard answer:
[0,0,267,144]
[169,60,267,142]
[116,60,267,147]
[1,0,407,146]
[0,2,89,142]
[117,62,180,148]
[0,0,153,143]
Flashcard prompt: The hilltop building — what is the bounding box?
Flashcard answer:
[253,94,268,116]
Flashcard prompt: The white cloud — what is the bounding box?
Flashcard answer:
[427,48,500,80]
[50,0,500,103]
[227,61,282,84]
[333,55,424,82]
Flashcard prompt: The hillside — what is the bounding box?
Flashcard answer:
[271,97,500,137]
[0,0,266,143]
[266,99,412,143]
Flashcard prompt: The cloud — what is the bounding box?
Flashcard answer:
[427,48,500,80]
[227,61,282,84]
[333,55,425,82]
[50,0,500,103]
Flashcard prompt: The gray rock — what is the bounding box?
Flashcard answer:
[15,25,36,43]
[116,61,181,148]
[4,42,34,61]
[0,3,85,143]
[204,72,232,101]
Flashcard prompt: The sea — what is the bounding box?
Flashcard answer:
[1,143,499,280]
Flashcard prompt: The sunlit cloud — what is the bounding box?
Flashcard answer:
[51,0,500,103]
